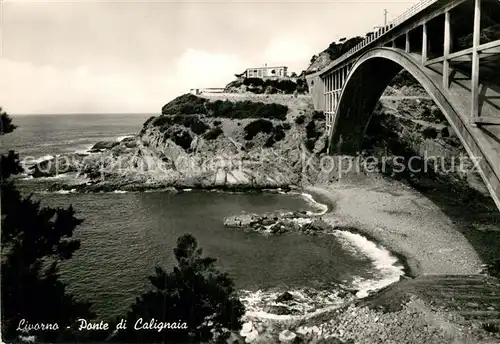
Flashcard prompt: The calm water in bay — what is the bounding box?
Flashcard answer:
[3,114,401,319]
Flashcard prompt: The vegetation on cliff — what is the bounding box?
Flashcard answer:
[225,77,309,95]
[159,94,288,120]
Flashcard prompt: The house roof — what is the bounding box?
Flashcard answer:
[245,66,287,70]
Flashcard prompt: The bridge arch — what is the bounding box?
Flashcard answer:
[329,47,500,209]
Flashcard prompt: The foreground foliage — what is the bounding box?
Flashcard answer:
[1,108,96,342]
[113,234,245,343]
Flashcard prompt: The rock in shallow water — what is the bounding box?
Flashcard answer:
[90,140,119,151]
[279,330,297,343]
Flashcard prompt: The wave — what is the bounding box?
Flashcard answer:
[300,193,329,216]
[239,286,350,323]
[25,173,79,181]
[113,190,128,194]
[37,189,77,195]
[331,230,405,298]
[116,135,135,142]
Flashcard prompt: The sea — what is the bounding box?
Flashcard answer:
[1,114,405,320]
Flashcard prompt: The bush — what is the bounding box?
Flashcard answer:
[422,127,438,139]
[154,115,209,135]
[213,120,222,126]
[185,116,209,135]
[164,127,193,150]
[115,234,244,343]
[296,78,309,93]
[264,136,276,147]
[273,125,286,142]
[312,111,325,121]
[304,120,323,151]
[264,125,287,147]
[244,119,274,140]
[282,122,292,130]
[206,100,288,121]
[161,94,208,116]
[306,121,318,139]
[204,127,223,140]
[243,78,264,87]
[295,115,306,125]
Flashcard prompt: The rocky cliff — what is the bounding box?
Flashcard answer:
[39,94,329,192]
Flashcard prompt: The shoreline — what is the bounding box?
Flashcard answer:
[303,185,416,278]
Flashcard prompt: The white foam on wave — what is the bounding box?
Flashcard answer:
[300,193,329,216]
[75,144,95,154]
[332,230,405,298]
[116,135,134,142]
[32,173,76,181]
[113,190,128,194]
[55,189,77,194]
[37,189,77,195]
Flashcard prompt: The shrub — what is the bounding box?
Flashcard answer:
[264,136,276,147]
[244,119,274,140]
[296,78,309,93]
[206,100,288,121]
[264,125,287,147]
[305,120,322,151]
[213,120,222,126]
[312,111,325,121]
[152,115,172,127]
[295,115,306,125]
[422,127,438,139]
[153,115,209,135]
[115,234,244,343]
[273,126,286,142]
[306,120,317,139]
[161,94,208,116]
[164,127,193,150]
[204,127,223,140]
[264,86,278,94]
[255,103,288,120]
[305,139,317,151]
[243,78,264,87]
[184,116,209,135]
[282,122,292,130]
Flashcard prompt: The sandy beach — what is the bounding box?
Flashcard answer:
[306,178,485,277]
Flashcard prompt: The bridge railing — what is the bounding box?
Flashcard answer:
[326,0,439,74]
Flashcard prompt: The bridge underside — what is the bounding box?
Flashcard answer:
[328,48,500,210]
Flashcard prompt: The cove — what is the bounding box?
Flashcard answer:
[31,189,390,319]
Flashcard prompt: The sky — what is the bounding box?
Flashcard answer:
[0,0,418,114]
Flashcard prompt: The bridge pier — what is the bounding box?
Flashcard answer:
[470,0,481,121]
[422,22,428,64]
[443,10,451,89]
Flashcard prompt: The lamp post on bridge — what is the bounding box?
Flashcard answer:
[374,9,388,34]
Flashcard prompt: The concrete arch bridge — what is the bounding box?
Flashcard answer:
[306,0,500,210]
